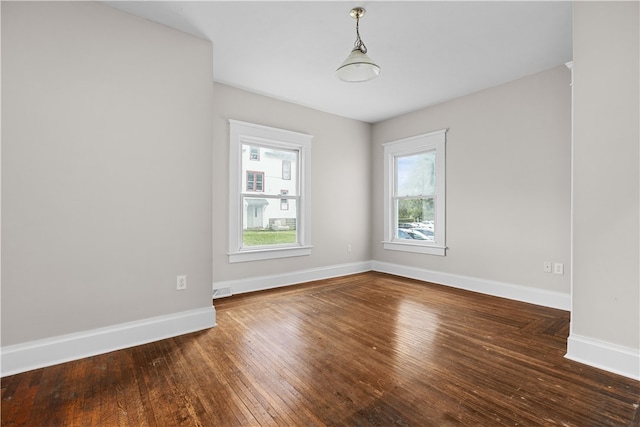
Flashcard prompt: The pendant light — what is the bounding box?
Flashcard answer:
[336,7,380,82]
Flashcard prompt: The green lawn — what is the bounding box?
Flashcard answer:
[243,229,296,246]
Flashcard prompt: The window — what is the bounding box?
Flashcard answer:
[229,120,312,263]
[282,160,291,180]
[280,190,289,210]
[246,171,264,192]
[383,129,447,256]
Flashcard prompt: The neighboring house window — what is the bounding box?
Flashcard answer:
[382,129,447,256]
[229,120,312,263]
[246,171,264,192]
[282,160,291,180]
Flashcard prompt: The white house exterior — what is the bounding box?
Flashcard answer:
[241,144,298,230]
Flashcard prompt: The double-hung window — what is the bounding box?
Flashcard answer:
[229,120,312,263]
[383,129,447,256]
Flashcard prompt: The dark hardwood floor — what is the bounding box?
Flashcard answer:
[2,272,639,426]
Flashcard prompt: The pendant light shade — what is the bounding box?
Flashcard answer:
[336,48,381,82]
[336,7,380,82]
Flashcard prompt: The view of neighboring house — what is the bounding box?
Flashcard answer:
[241,144,298,230]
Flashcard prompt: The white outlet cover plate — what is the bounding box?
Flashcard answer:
[553,263,564,275]
[177,275,187,290]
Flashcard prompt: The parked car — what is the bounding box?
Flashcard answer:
[397,229,429,240]
[398,223,418,229]
[411,228,434,240]
[418,221,434,231]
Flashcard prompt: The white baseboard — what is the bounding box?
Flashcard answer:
[1,306,216,377]
[371,261,571,310]
[213,261,372,297]
[566,334,640,380]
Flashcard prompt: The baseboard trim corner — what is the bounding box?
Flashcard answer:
[566,334,640,381]
[371,260,571,310]
[213,260,372,297]
[1,306,216,377]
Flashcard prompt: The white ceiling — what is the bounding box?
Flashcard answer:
[103,1,573,123]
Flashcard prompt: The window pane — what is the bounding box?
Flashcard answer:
[242,197,298,246]
[396,198,435,241]
[242,143,298,196]
[396,150,436,197]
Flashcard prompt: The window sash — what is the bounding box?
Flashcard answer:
[394,149,437,197]
[241,195,299,249]
[241,142,299,197]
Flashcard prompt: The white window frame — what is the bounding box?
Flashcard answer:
[229,120,312,263]
[382,129,447,256]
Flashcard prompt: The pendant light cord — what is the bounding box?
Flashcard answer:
[354,16,368,53]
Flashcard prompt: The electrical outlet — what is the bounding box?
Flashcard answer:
[553,263,564,275]
[543,262,552,273]
[347,244,352,253]
[177,275,187,290]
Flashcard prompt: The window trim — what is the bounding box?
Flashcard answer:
[382,129,447,256]
[229,120,313,263]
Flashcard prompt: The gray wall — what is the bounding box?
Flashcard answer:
[2,2,214,345]
[212,83,372,283]
[371,66,572,294]
[572,1,639,349]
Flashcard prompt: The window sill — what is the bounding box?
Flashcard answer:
[228,245,313,263]
[382,241,446,256]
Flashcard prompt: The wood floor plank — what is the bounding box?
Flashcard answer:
[2,272,639,426]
